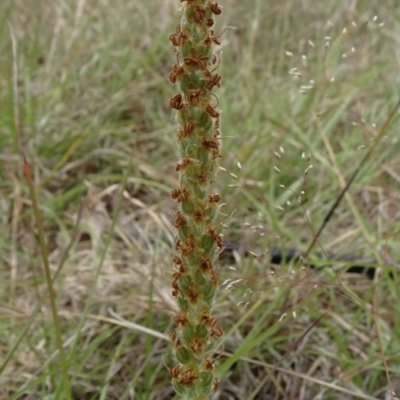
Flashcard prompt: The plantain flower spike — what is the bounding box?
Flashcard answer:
[168,1,224,398]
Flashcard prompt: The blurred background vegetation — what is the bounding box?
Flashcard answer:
[0,0,399,399]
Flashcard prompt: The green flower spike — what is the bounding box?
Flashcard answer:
[168,1,224,399]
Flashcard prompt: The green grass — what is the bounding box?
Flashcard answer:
[1,1,400,399]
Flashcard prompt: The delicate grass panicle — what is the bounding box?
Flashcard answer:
[168,0,223,398]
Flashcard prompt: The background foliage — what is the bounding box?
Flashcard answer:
[0,0,399,399]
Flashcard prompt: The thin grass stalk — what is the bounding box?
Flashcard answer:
[22,160,72,400]
[8,22,73,400]
[168,1,224,398]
